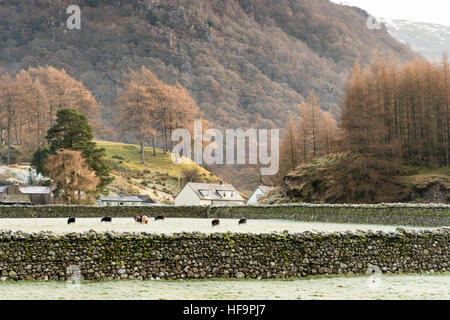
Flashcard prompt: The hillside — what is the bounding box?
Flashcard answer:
[0,0,416,131]
[0,141,223,204]
[385,19,450,62]
[96,141,222,203]
[263,153,449,204]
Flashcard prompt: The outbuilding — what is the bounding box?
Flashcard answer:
[97,195,144,207]
[19,186,54,205]
[0,185,54,205]
[0,194,32,205]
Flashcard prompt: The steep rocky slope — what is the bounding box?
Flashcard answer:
[0,0,416,130]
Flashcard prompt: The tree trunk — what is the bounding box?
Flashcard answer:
[152,135,156,156]
[7,115,11,166]
[140,137,145,164]
[162,112,167,154]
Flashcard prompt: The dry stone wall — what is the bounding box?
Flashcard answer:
[0,228,448,281]
[0,203,449,227]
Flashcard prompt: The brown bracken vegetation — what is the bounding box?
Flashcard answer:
[0,0,415,130]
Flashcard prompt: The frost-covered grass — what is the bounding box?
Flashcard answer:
[0,273,448,300]
[0,218,429,234]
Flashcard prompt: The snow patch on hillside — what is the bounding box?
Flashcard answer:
[0,165,47,185]
[384,19,450,61]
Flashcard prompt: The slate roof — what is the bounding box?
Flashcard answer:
[0,194,32,205]
[136,195,155,203]
[0,185,55,194]
[186,182,244,202]
[99,196,143,202]
[18,186,53,194]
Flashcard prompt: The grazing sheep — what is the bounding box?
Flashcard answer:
[134,215,143,223]
[238,218,247,225]
[101,216,112,223]
[212,218,220,227]
[67,217,76,225]
[155,214,165,221]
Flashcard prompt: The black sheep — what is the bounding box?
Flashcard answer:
[101,216,112,222]
[155,214,165,221]
[67,217,76,225]
[211,219,220,227]
[238,218,247,225]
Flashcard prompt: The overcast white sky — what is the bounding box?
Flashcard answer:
[331,0,449,26]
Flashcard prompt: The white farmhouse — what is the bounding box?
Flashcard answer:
[174,182,245,206]
[247,186,275,205]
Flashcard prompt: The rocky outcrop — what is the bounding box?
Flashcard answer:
[275,153,449,204]
[409,179,450,203]
[165,6,190,29]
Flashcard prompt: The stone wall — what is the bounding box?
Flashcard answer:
[213,204,450,227]
[0,205,208,219]
[0,228,448,281]
[0,203,449,227]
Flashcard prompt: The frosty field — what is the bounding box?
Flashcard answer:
[0,273,449,300]
[0,217,429,234]
[1,217,447,300]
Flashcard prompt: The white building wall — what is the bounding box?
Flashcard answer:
[175,184,245,206]
[174,185,210,206]
[247,188,264,205]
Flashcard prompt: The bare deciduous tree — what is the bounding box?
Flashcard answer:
[45,149,99,204]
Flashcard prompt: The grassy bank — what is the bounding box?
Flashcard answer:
[96,141,221,203]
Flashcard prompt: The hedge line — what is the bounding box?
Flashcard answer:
[0,204,448,227]
[213,205,450,227]
[0,205,207,219]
